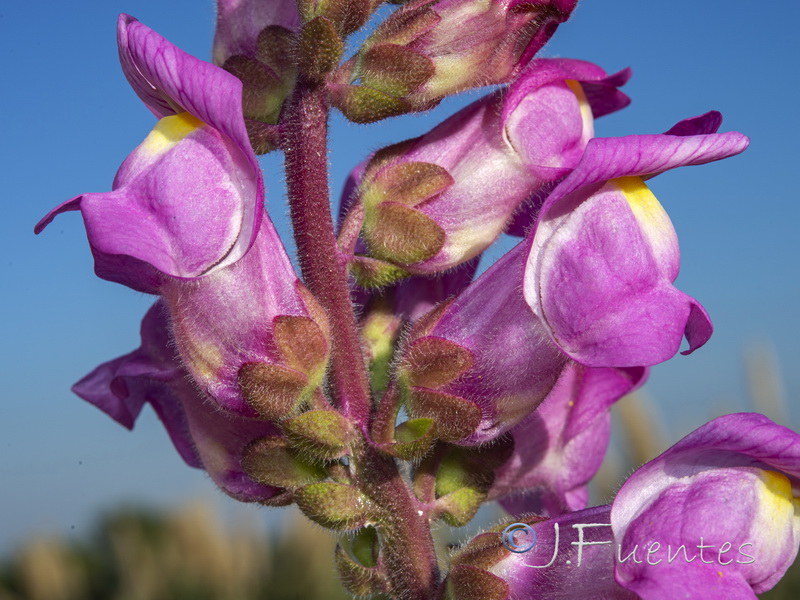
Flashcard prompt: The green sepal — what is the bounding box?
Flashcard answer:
[432,438,514,525]
[377,418,436,461]
[350,255,411,289]
[334,543,389,597]
[295,482,371,530]
[329,83,411,123]
[345,526,379,568]
[361,296,402,396]
[364,201,445,265]
[298,17,344,80]
[404,388,482,442]
[282,410,354,461]
[237,362,309,422]
[358,44,434,97]
[299,0,371,35]
[435,438,514,496]
[241,437,326,489]
[437,487,485,527]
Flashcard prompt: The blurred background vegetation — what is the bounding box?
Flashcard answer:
[1,342,796,600]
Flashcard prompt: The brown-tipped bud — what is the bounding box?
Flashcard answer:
[330,0,578,122]
[402,337,474,389]
[220,26,298,150]
[298,17,344,80]
[282,410,354,460]
[295,482,372,530]
[242,436,326,489]
[328,83,411,124]
[397,337,480,441]
[365,202,446,264]
[273,315,330,376]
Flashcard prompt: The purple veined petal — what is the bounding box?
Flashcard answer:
[502,59,627,125]
[73,302,283,502]
[581,67,633,118]
[72,302,199,467]
[117,15,263,268]
[611,414,800,599]
[495,363,648,517]
[535,128,750,220]
[664,110,723,136]
[212,0,301,65]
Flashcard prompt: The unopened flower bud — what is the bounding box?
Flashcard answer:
[214,1,300,149]
[298,0,376,36]
[213,0,300,65]
[329,0,578,122]
[344,60,630,276]
[295,482,372,530]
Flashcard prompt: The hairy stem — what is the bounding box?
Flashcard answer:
[354,442,441,600]
[283,78,371,423]
[283,77,440,599]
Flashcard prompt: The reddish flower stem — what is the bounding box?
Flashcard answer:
[283,77,440,599]
[283,78,371,424]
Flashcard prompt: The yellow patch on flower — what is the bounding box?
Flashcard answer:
[140,112,205,156]
[614,176,667,227]
[565,79,593,143]
[612,176,679,278]
[754,470,797,526]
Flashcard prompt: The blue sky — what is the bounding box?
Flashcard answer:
[2,0,799,551]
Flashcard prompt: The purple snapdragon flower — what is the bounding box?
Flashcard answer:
[612,413,800,599]
[523,112,747,367]
[36,17,330,419]
[395,115,747,444]
[465,414,800,600]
